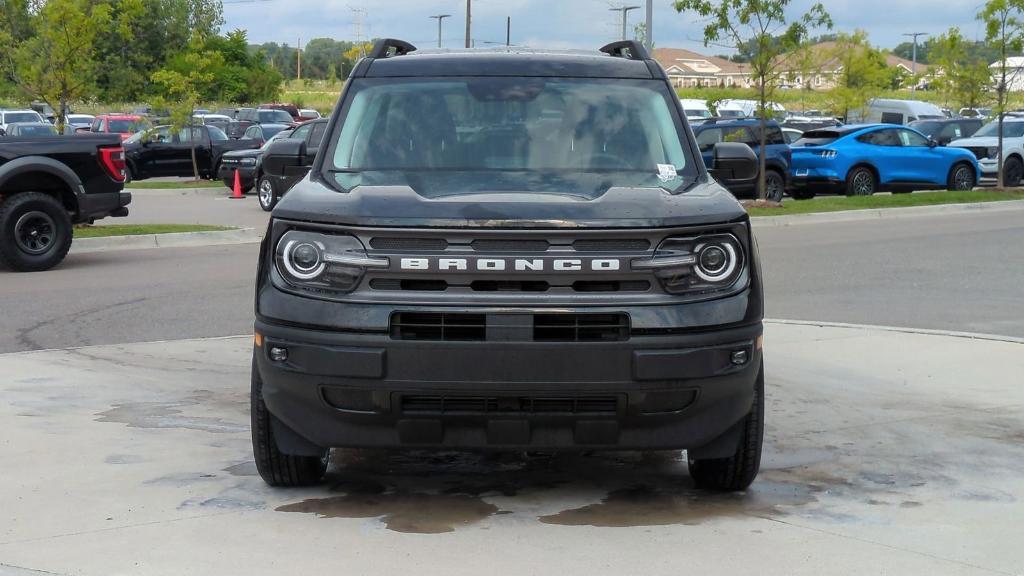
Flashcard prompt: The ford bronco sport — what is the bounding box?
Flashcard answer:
[251,39,765,492]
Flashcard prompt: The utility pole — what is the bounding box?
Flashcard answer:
[903,32,927,94]
[506,16,511,46]
[644,0,652,51]
[430,14,451,48]
[609,5,640,42]
[465,0,472,48]
[297,37,301,81]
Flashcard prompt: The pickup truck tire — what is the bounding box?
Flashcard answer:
[257,176,279,212]
[0,192,73,272]
[688,360,764,492]
[1002,157,1022,188]
[845,166,877,196]
[948,162,976,191]
[251,360,329,486]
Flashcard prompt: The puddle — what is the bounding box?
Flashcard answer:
[277,493,499,534]
[223,462,258,476]
[95,394,247,434]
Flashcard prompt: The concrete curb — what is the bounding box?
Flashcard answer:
[70,227,262,254]
[751,199,1024,227]
[765,318,1024,345]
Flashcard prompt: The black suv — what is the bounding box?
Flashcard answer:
[252,39,765,492]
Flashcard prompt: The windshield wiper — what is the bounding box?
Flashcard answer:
[327,168,362,173]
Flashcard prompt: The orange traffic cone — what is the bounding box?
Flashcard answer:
[230,169,245,199]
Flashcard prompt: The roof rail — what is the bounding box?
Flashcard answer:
[368,38,417,59]
[599,40,649,61]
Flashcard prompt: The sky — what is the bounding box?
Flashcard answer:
[222,0,989,55]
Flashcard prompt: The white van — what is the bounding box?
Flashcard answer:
[679,98,712,125]
[851,99,945,125]
[715,99,786,119]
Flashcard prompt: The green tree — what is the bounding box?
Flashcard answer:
[0,0,128,131]
[151,35,223,180]
[979,0,1024,188]
[827,31,891,121]
[931,28,991,111]
[674,0,831,199]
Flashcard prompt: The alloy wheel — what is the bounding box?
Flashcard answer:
[14,211,56,255]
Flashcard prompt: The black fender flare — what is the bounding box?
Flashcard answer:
[0,155,85,214]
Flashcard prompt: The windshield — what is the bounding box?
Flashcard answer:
[259,110,293,123]
[974,121,1024,138]
[718,109,745,118]
[328,77,692,197]
[911,122,940,136]
[685,109,712,119]
[262,125,287,139]
[4,112,43,123]
[793,130,843,146]
[108,119,149,133]
[16,124,57,136]
[208,126,228,141]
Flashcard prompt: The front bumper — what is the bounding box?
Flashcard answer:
[218,164,257,189]
[254,317,763,454]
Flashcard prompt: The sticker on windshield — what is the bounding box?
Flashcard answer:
[657,164,678,182]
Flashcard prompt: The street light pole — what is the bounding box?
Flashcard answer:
[903,32,927,94]
[645,0,653,52]
[609,5,640,42]
[430,14,451,48]
[465,0,472,48]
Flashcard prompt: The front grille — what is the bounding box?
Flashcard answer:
[471,239,550,252]
[390,312,630,342]
[533,313,629,342]
[470,280,549,292]
[400,394,620,414]
[572,239,651,251]
[370,280,649,293]
[965,147,989,160]
[390,312,486,341]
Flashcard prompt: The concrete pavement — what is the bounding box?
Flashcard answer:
[0,322,1021,575]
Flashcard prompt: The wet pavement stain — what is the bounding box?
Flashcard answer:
[95,396,247,434]
[223,462,258,476]
[276,492,499,534]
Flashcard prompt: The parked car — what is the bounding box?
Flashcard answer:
[789,124,980,198]
[86,114,151,140]
[240,123,291,146]
[218,129,293,196]
[122,124,260,180]
[298,109,322,121]
[848,99,945,125]
[193,113,233,133]
[63,114,95,134]
[238,108,296,126]
[0,109,46,133]
[253,118,327,210]
[224,120,252,139]
[0,133,130,271]
[680,98,712,125]
[781,127,803,144]
[693,118,791,201]
[959,107,992,119]
[3,122,59,137]
[30,102,56,123]
[258,103,301,122]
[251,38,764,491]
[908,118,983,146]
[948,116,1024,186]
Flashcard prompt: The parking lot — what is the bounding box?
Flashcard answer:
[1,185,1022,574]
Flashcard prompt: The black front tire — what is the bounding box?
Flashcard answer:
[845,166,877,196]
[257,176,279,212]
[251,358,329,487]
[789,187,816,200]
[1003,157,1023,188]
[0,192,73,272]
[688,360,764,492]
[948,162,976,191]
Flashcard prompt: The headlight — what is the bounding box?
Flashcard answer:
[275,230,388,295]
[240,157,256,166]
[632,233,746,296]
[987,147,999,159]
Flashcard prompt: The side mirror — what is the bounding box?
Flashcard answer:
[263,138,307,177]
[709,142,758,182]
[928,137,938,148]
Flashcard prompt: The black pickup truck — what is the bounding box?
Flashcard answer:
[122,124,260,180]
[0,134,130,271]
[251,40,765,492]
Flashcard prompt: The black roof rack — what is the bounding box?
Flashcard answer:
[599,40,649,61]
[368,38,417,59]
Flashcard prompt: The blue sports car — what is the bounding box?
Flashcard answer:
[789,124,981,198]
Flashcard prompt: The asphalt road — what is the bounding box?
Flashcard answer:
[0,208,1022,353]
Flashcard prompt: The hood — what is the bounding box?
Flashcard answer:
[221,147,263,159]
[272,175,747,229]
[948,136,997,148]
